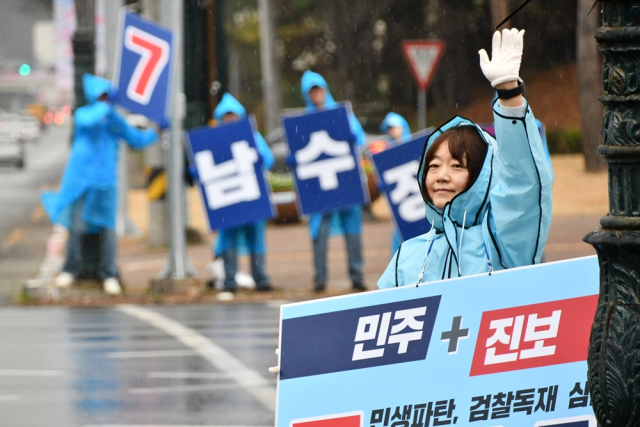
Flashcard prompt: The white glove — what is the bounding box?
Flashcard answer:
[478,28,525,87]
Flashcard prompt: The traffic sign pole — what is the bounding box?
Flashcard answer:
[418,88,426,130]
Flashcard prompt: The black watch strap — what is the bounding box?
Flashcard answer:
[497,80,525,100]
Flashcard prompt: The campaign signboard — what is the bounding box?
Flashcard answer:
[282,105,369,216]
[371,130,433,241]
[276,256,599,427]
[113,9,173,124]
[185,118,275,231]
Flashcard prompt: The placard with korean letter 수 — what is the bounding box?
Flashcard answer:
[184,118,275,231]
[113,9,174,124]
[371,131,433,242]
[276,257,599,427]
[282,105,369,216]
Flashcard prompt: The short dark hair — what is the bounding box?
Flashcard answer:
[422,126,488,202]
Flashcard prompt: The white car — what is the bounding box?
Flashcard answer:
[0,132,25,168]
[0,115,25,168]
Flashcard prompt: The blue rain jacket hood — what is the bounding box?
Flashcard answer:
[378,100,553,288]
[300,70,337,109]
[214,93,247,121]
[41,73,159,230]
[299,71,366,238]
[82,73,112,105]
[380,112,411,142]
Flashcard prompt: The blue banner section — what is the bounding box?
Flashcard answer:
[282,105,368,215]
[371,131,433,241]
[277,257,600,427]
[281,296,441,380]
[185,118,275,231]
[114,10,173,124]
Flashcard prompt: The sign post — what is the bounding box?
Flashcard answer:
[401,40,445,130]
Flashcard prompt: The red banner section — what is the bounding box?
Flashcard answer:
[470,295,598,376]
[292,412,362,427]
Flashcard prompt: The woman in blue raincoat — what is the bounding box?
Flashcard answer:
[378,29,553,289]
[210,93,275,292]
[379,112,412,257]
[42,74,159,295]
[297,70,367,292]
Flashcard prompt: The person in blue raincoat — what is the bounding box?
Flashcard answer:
[379,112,412,257]
[42,74,159,295]
[297,70,367,292]
[210,93,275,292]
[378,28,553,289]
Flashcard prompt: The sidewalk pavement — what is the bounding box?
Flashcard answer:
[1,200,600,306]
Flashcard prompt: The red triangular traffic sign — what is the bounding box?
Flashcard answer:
[401,40,446,91]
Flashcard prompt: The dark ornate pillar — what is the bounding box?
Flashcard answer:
[584,2,640,426]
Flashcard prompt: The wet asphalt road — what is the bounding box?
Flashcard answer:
[0,303,281,427]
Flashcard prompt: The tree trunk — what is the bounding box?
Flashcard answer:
[490,0,510,29]
[577,0,606,172]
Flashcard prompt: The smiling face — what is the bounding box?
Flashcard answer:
[425,141,470,209]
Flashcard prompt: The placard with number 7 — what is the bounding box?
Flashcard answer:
[113,9,174,124]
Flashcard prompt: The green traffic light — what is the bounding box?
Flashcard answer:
[19,64,30,76]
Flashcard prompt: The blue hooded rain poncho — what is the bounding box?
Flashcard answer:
[300,70,366,239]
[380,112,412,255]
[377,99,553,288]
[380,112,412,146]
[212,93,274,256]
[41,74,159,230]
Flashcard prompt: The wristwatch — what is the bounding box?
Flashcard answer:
[497,80,525,100]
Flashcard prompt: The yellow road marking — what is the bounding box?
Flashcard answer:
[30,206,45,222]
[3,229,24,251]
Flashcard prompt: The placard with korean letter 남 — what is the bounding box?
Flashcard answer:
[184,118,275,231]
[113,9,174,124]
[276,256,599,427]
[371,131,433,242]
[282,105,369,216]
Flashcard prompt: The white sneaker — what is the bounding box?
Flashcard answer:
[235,271,256,289]
[54,272,74,288]
[103,277,122,295]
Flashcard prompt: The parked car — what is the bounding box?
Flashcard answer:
[0,114,26,168]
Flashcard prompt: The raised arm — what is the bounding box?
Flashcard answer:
[74,102,112,128]
[109,112,159,150]
[479,29,553,268]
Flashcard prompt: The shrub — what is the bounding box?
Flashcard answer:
[546,127,582,154]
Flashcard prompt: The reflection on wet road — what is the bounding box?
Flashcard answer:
[0,303,281,427]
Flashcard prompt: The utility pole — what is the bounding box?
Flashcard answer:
[584,1,640,426]
[73,0,95,108]
[258,0,281,134]
[158,0,191,279]
[140,0,168,247]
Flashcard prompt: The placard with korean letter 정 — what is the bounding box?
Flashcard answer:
[282,104,369,216]
[371,130,434,242]
[113,9,174,124]
[276,257,599,427]
[184,118,275,231]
